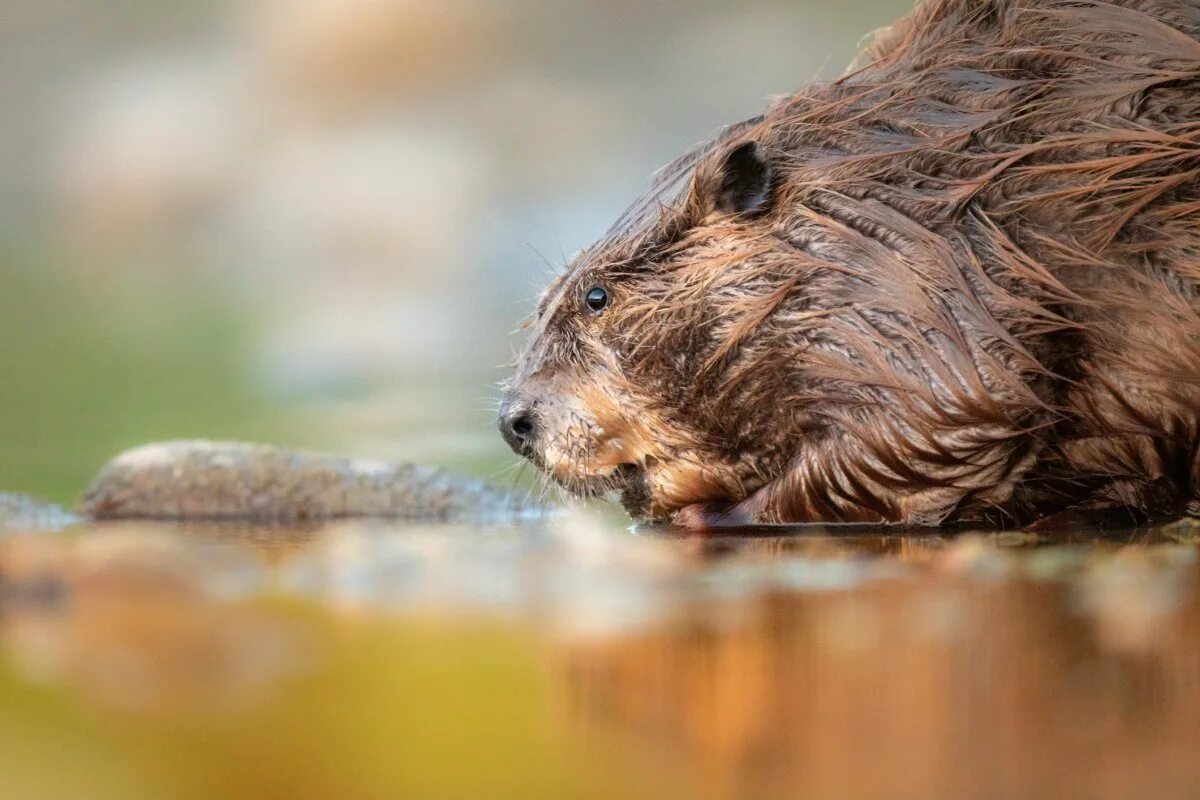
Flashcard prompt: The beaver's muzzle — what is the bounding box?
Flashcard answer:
[498,392,537,457]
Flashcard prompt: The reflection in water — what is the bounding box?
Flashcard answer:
[565,536,1200,799]
[0,528,304,713]
[0,515,1198,798]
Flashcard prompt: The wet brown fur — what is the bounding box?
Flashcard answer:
[505,0,1200,527]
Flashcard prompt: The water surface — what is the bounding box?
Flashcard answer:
[2,513,1198,799]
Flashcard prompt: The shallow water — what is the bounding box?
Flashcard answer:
[1,514,1198,799]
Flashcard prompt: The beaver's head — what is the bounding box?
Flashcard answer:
[501,133,812,522]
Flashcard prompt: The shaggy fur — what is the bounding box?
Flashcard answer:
[502,0,1200,527]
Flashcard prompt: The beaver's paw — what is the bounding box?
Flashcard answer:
[670,501,758,530]
[671,503,723,530]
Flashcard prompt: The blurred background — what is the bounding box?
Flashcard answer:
[0,0,910,502]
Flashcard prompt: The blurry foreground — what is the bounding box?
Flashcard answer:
[1,513,1199,800]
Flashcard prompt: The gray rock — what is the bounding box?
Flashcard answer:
[80,440,549,523]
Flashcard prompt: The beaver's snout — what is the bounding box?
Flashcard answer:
[498,393,538,457]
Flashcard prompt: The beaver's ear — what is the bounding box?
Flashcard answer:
[711,141,772,215]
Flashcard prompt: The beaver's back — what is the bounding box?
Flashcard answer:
[756,0,1200,519]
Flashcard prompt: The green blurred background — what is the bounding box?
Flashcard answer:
[0,0,909,503]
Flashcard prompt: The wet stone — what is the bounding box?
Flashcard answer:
[79,440,550,523]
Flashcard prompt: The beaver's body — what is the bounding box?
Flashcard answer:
[501,0,1200,527]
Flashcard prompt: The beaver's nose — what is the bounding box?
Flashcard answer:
[498,396,537,456]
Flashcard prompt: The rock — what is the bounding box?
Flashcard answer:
[0,494,78,533]
[79,440,549,523]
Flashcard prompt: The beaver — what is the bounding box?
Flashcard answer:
[500,0,1200,528]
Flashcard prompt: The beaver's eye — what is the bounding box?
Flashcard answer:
[584,286,609,313]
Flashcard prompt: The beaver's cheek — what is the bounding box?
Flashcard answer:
[591,433,656,470]
[591,436,628,468]
[584,406,668,468]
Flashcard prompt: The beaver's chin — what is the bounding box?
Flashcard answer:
[612,462,654,521]
[548,456,726,524]
[613,454,749,524]
[609,459,677,523]
[545,461,657,520]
